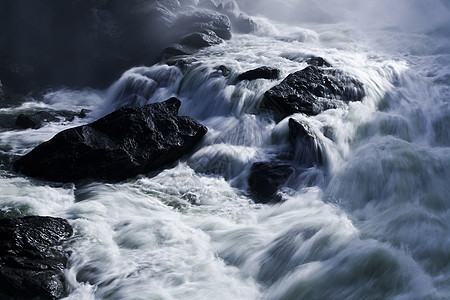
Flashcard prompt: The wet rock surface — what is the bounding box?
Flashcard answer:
[237,66,280,82]
[248,162,294,204]
[15,109,89,129]
[14,98,208,182]
[262,66,365,117]
[0,216,73,300]
[289,118,323,167]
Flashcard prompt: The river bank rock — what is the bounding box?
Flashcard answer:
[262,66,365,118]
[14,98,208,182]
[248,162,294,204]
[0,216,73,300]
[237,66,280,82]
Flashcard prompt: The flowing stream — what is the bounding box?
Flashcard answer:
[0,1,449,299]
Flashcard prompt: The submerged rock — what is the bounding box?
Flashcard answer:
[15,111,59,129]
[0,216,73,300]
[289,118,323,167]
[237,66,280,82]
[248,162,294,204]
[15,109,89,129]
[262,66,365,117]
[14,98,208,182]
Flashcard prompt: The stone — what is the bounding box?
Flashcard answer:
[14,98,208,182]
[0,216,73,300]
[237,66,280,82]
[180,29,223,49]
[175,10,232,40]
[289,118,323,167]
[248,162,294,204]
[15,111,59,129]
[164,44,197,58]
[15,109,89,129]
[262,66,365,117]
[305,56,332,67]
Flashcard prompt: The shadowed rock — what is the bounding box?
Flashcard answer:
[0,1,232,94]
[237,66,280,82]
[15,109,89,129]
[0,216,73,300]
[262,66,365,117]
[15,111,59,129]
[289,118,323,167]
[248,162,294,204]
[305,56,332,67]
[14,98,208,182]
[180,29,223,49]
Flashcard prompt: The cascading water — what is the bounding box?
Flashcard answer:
[0,0,449,299]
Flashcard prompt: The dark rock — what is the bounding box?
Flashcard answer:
[305,56,332,67]
[78,109,90,119]
[180,29,223,49]
[14,98,208,182]
[216,65,231,77]
[237,66,280,82]
[15,109,90,129]
[15,111,59,129]
[176,10,232,40]
[0,216,73,300]
[289,118,323,167]
[248,162,294,204]
[164,44,197,58]
[262,66,365,117]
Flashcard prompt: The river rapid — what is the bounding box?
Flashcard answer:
[0,1,449,299]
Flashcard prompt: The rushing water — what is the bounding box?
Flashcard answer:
[1,1,450,299]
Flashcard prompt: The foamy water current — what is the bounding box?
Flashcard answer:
[1,4,449,299]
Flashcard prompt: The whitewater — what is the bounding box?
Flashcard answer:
[1,0,449,299]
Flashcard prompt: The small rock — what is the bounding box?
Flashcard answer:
[248,162,294,204]
[289,118,323,167]
[237,66,280,82]
[15,111,59,129]
[305,56,332,67]
[180,29,223,49]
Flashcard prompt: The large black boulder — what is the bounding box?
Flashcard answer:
[0,216,73,300]
[14,98,208,182]
[237,66,280,82]
[262,66,365,117]
[248,162,294,204]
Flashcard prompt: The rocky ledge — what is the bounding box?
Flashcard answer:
[0,216,73,300]
[14,98,208,182]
